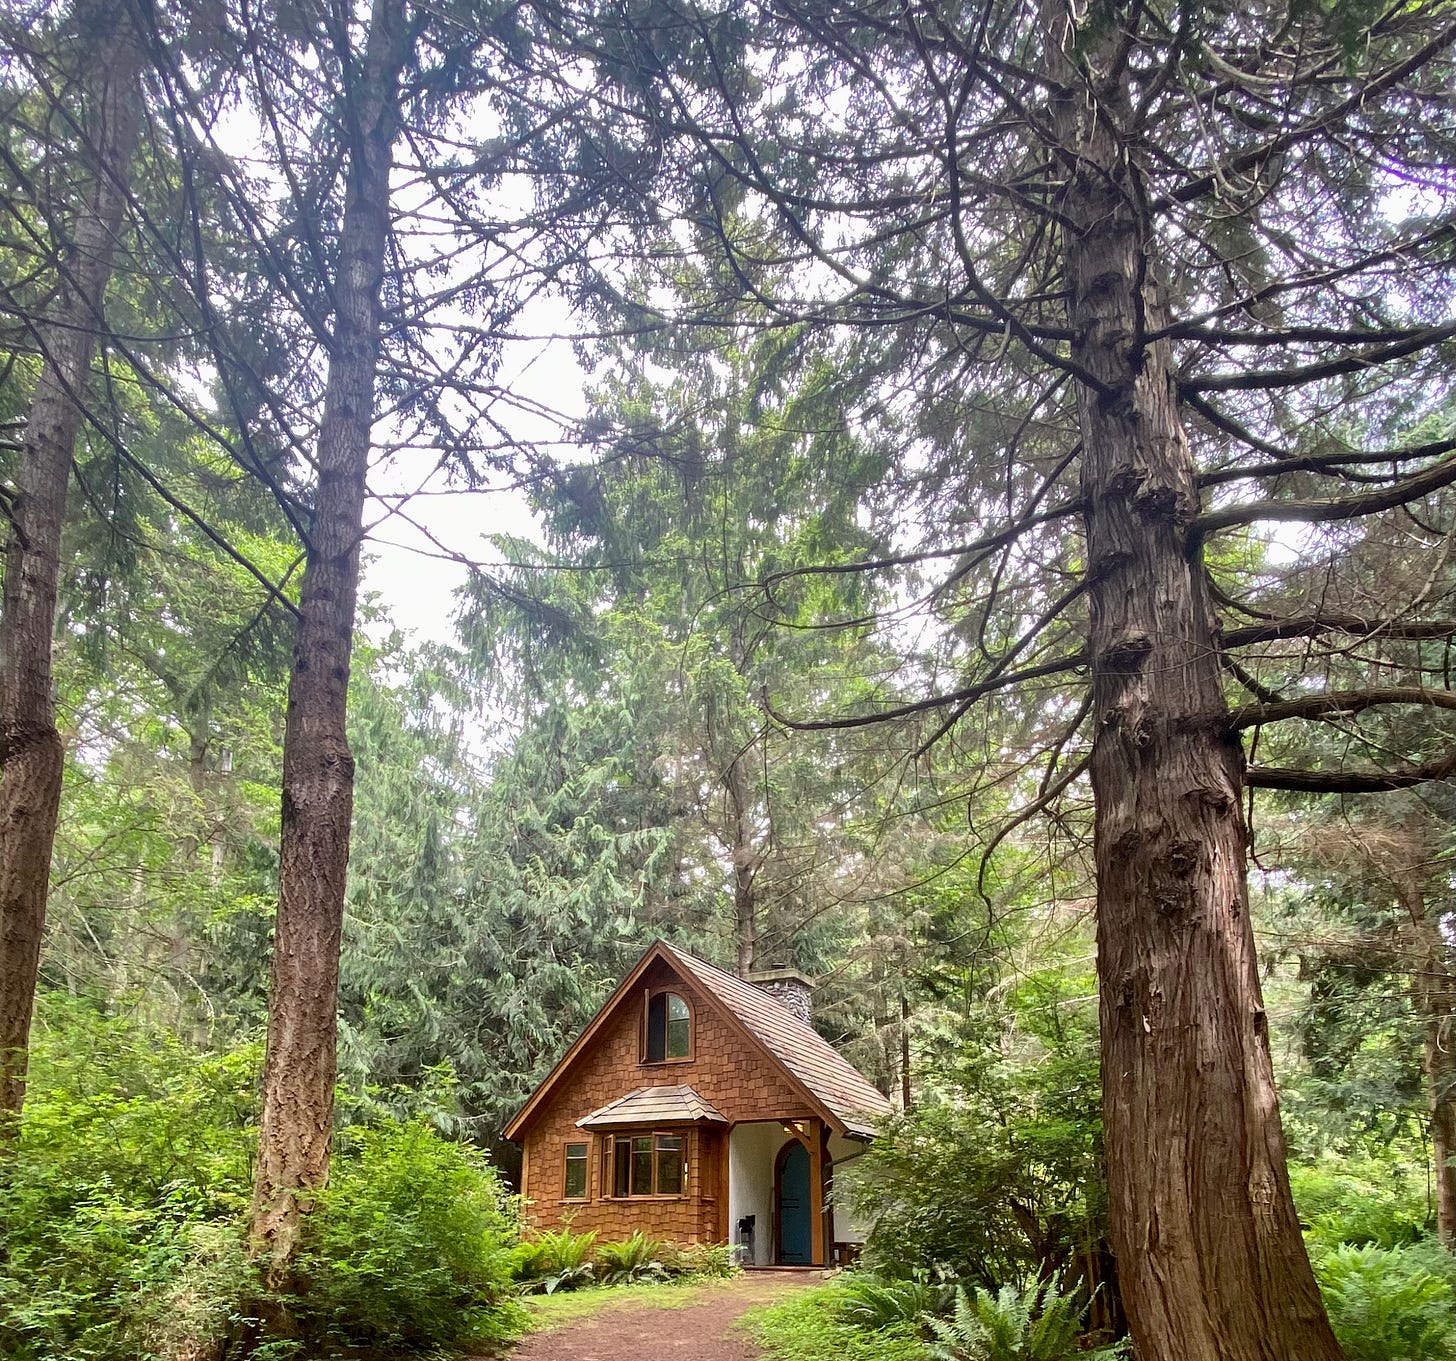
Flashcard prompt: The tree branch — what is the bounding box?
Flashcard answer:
[1246,749,1456,792]
[1230,687,1456,731]
[1194,452,1456,535]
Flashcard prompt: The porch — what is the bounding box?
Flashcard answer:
[725,1119,870,1267]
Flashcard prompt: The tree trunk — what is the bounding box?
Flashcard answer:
[247,0,407,1273]
[0,8,140,1131]
[1049,15,1342,1360]
[899,978,911,1110]
[1409,897,1456,1246]
[725,753,758,977]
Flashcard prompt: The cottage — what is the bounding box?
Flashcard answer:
[504,940,893,1267]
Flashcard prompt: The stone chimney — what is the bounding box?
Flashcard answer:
[747,966,814,1024]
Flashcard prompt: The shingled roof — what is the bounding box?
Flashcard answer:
[657,942,893,1139]
[578,1084,728,1129]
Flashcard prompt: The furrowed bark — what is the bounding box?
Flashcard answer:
[1047,9,1341,1358]
[0,8,140,1132]
[247,0,407,1272]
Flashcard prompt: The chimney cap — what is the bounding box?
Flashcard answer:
[746,965,814,988]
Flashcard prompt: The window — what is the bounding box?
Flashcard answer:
[646,991,690,1062]
[610,1133,686,1197]
[563,1142,588,1199]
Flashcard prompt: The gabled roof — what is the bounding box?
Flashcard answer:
[503,939,894,1142]
[658,942,893,1140]
[578,1084,728,1129]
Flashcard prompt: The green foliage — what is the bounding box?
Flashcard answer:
[835,1273,951,1330]
[1312,1241,1456,1361]
[0,1003,259,1361]
[662,1242,738,1279]
[512,1226,600,1294]
[594,1231,671,1284]
[926,1277,1125,1361]
[1289,1157,1431,1250]
[297,1117,526,1352]
[0,1005,526,1360]
[741,1285,934,1361]
[849,958,1105,1289]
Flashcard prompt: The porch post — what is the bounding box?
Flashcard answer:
[809,1117,826,1265]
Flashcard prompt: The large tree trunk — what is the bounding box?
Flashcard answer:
[1409,895,1456,1246]
[247,0,407,1272]
[1050,16,1342,1361]
[0,7,140,1131]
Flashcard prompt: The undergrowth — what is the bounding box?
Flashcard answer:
[739,1285,935,1361]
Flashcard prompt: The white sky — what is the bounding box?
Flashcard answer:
[361,296,590,648]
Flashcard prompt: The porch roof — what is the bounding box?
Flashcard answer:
[577,1083,729,1129]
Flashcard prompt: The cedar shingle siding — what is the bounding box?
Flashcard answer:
[508,943,891,1249]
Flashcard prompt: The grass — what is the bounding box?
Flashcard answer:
[523,1277,722,1331]
[738,1284,934,1361]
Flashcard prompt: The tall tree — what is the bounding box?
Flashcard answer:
[526,2,1456,1355]
[0,0,142,1128]
[137,0,623,1269]
[236,0,412,1270]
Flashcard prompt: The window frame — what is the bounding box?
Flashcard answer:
[562,1140,590,1201]
[605,1129,689,1199]
[643,987,694,1064]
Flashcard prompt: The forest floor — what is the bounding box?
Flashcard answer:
[502,1271,820,1361]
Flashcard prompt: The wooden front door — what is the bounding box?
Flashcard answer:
[776,1139,812,1264]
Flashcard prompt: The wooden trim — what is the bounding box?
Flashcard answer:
[811,1120,828,1267]
[716,1127,731,1243]
[641,985,696,1065]
[561,1138,590,1201]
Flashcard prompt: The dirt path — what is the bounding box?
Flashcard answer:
[507,1272,818,1361]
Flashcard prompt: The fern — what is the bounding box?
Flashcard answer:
[594,1231,669,1284]
[927,1275,1125,1361]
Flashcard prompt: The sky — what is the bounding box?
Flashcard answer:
[360,312,589,649]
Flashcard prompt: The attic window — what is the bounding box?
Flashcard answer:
[646,991,690,1062]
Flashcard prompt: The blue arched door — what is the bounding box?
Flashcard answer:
[776,1140,812,1265]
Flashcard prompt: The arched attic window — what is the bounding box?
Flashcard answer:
[646,990,691,1062]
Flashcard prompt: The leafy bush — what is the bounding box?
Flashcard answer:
[0,1005,528,1360]
[594,1230,670,1284]
[847,968,1106,1290]
[836,1273,951,1330]
[1312,1240,1456,1361]
[297,1117,526,1351]
[0,1005,259,1361]
[926,1276,1125,1361]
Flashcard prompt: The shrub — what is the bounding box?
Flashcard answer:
[0,1005,259,1361]
[1313,1240,1456,1361]
[742,1285,933,1361]
[668,1242,738,1279]
[297,1117,526,1352]
[926,1276,1125,1361]
[594,1231,669,1284]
